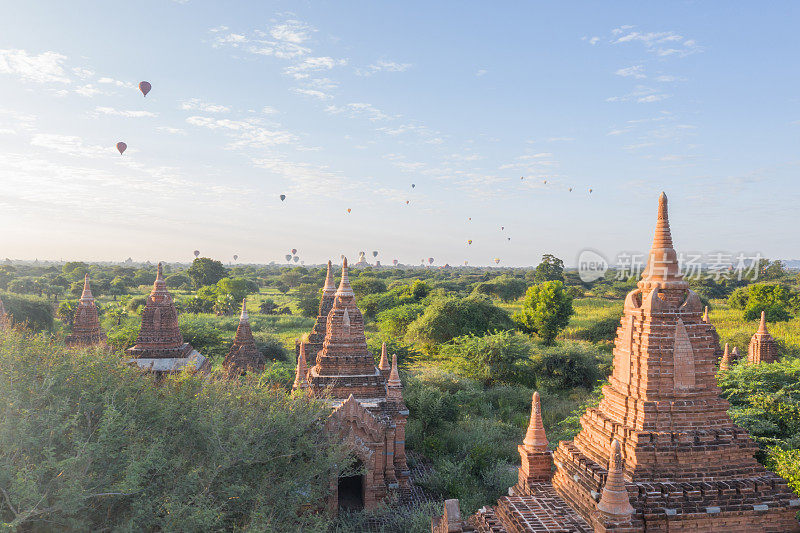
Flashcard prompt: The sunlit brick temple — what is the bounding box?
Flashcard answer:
[748,310,779,365]
[223,297,265,374]
[434,193,800,533]
[293,258,410,512]
[65,274,106,347]
[126,263,208,374]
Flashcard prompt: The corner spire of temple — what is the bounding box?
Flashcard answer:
[336,257,354,297]
[719,343,731,371]
[323,260,336,295]
[66,273,105,347]
[387,352,402,400]
[639,192,687,292]
[379,342,390,375]
[748,310,779,364]
[80,273,93,301]
[224,297,264,374]
[293,342,309,390]
[596,439,634,519]
[523,391,548,452]
[239,297,249,323]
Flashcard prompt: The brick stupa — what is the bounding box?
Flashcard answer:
[295,260,337,367]
[126,263,208,374]
[223,298,265,374]
[296,258,410,511]
[65,274,106,346]
[748,311,779,365]
[435,193,800,533]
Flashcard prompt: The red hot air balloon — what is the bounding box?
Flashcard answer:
[193,250,200,258]
[139,81,151,97]
[116,142,127,155]
[405,200,410,205]
[392,259,398,266]
[291,249,297,255]
[285,254,292,262]
[280,194,286,201]
[347,208,351,213]
[428,257,434,265]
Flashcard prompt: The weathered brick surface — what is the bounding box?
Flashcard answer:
[748,311,779,365]
[223,298,265,374]
[65,274,106,347]
[296,260,337,366]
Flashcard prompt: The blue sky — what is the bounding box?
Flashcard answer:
[1,1,798,266]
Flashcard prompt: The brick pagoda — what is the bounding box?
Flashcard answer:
[294,258,410,511]
[126,263,208,374]
[65,274,106,346]
[434,193,800,533]
[223,298,265,374]
[296,260,337,367]
[748,311,779,365]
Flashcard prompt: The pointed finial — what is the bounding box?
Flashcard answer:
[657,191,667,220]
[639,192,686,290]
[336,257,354,297]
[80,273,94,301]
[323,260,336,294]
[597,439,634,518]
[720,343,730,371]
[523,391,549,451]
[240,297,249,323]
[702,306,709,323]
[379,342,390,371]
[387,353,402,400]
[758,310,768,334]
[156,262,163,280]
[293,342,309,390]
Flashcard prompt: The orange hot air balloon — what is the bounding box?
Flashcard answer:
[347,208,351,213]
[543,179,547,184]
[291,249,297,255]
[193,250,200,258]
[589,188,593,194]
[139,81,151,97]
[467,240,472,245]
[280,194,286,201]
[116,142,127,155]
[494,258,500,264]
[405,200,409,205]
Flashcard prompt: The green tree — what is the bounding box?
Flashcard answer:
[531,254,565,283]
[215,277,251,304]
[472,274,527,302]
[406,295,514,349]
[57,299,79,328]
[351,276,387,300]
[295,283,321,318]
[259,298,278,315]
[513,280,574,344]
[432,331,534,386]
[187,257,227,288]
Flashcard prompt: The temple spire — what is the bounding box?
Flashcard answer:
[294,342,309,390]
[523,391,549,452]
[379,342,390,372]
[758,310,768,334]
[702,306,710,323]
[387,353,402,400]
[240,297,249,323]
[639,192,686,291]
[323,260,336,295]
[720,343,731,371]
[596,439,634,519]
[336,257,354,297]
[80,274,94,301]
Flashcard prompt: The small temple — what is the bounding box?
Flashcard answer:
[748,310,780,365]
[126,263,208,374]
[65,274,106,347]
[434,193,800,533]
[294,258,410,511]
[223,297,265,374]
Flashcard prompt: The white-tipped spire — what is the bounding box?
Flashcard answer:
[80,273,94,302]
[323,260,336,295]
[293,342,309,390]
[336,257,354,297]
[240,297,249,323]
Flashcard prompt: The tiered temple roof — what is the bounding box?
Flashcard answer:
[223,298,265,374]
[436,193,800,533]
[296,260,337,367]
[65,274,106,346]
[748,310,779,364]
[126,263,207,373]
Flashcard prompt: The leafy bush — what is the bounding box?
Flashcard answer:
[513,281,574,344]
[178,315,226,360]
[0,329,347,531]
[406,295,513,350]
[429,331,535,386]
[529,341,610,391]
[376,302,426,337]
[0,291,53,331]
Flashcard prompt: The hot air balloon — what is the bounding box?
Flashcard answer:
[507,237,511,241]
[291,249,297,255]
[468,217,472,221]
[347,208,351,213]
[569,187,573,192]
[300,261,304,265]
[285,254,292,262]
[392,259,398,266]
[428,257,434,265]
[411,184,415,188]
[543,180,547,184]
[464,260,468,265]
[405,200,410,205]
[467,240,472,245]
[372,251,378,258]
[520,176,524,180]
[193,250,200,258]
[116,142,127,155]
[293,256,299,263]
[501,226,504,231]
[494,258,500,264]
[139,81,151,97]
[589,188,593,194]
[233,255,238,261]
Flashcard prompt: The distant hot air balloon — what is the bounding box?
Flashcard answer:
[392,259,398,266]
[372,251,378,258]
[138,81,151,97]
[193,250,200,258]
[428,257,434,265]
[468,217,472,221]
[300,261,304,265]
[293,256,299,263]
[411,183,415,188]
[285,254,292,262]
[405,200,410,205]
[507,237,511,241]
[280,194,286,201]
[494,258,500,264]
[347,208,351,213]
[543,180,547,184]
[569,187,573,192]
[467,240,472,245]
[116,142,127,155]
[520,176,524,180]
[501,226,504,231]
[233,254,238,261]
[464,260,468,265]
[589,188,593,194]
[291,249,297,255]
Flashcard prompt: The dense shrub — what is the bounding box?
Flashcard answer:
[529,341,610,391]
[376,302,426,337]
[513,281,574,344]
[0,291,53,331]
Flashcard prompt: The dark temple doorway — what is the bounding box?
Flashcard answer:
[337,459,365,511]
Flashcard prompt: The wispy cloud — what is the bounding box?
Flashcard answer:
[180,98,230,113]
[607,85,670,104]
[325,102,395,122]
[185,115,298,148]
[356,59,412,76]
[0,49,71,84]
[95,106,158,118]
[610,26,700,57]
[292,88,332,100]
[615,65,646,79]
